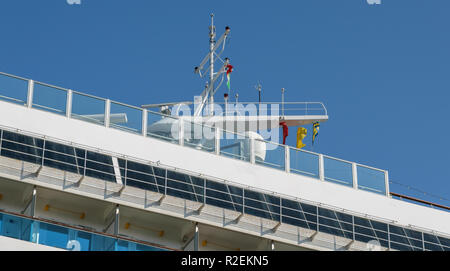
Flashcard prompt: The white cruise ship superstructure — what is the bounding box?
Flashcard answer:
[0,16,448,251]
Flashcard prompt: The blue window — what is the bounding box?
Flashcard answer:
[39,223,69,249]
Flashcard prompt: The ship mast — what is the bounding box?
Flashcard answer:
[193,14,231,117]
[209,14,216,115]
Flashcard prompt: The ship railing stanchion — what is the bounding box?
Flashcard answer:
[345,215,356,250]
[105,99,111,128]
[215,127,220,155]
[285,145,290,173]
[196,178,206,214]
[271,197,282,233]
[352,163,358,189]
[0,129,3,154]
[158,169,167,205]
[76,150,87,187]
[309,205,319,241]
[421,232,425,251]
[280,197,283,224]
[319,154,325,181]
[27,79,34,108]
[385,170,390,197]
[124,159,128,187]
[233,188,245,224]
[179,118,184,146]
[35,139,45,176]
[66,89,73,118]
[250,137,255,164]
[142,109,148,137]
[387,225,391,250]
[118,159,127,195]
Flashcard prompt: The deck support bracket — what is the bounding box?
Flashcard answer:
[196,204,205,215]
[157,195,166,206]
[271,222,281,233]
[232,213,244,224]
[75,176,85,187]
[309,231,319,241]
[34,165,43,177]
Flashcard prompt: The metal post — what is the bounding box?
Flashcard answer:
[0,129,3,154]
[242,188,245,215]
[319,154,325,181]
[209,14,215,116]
[279,197,283,224]
[284,145,290,173]
[27,80,34,108]
[83,150,87,177]
[215,128,220,155]
[203,179,206,205]
[255,83,262,114]
[281,88,285,117]
[422,232,425,251]
[124,159,128,187]
[142,109,148,137]
[179,118,184,146]
[387,224,391,250]
[249,138,255,164]
[66,89,73,118]
[114,205,120,236]
[41,139,46,167]
[194,223,199,251]
[224,96,228,116]
[352,215,355,241]
[352,163,358,189]
[164,169,168,196]
[384,170,390,197]
[30,187,37,217]
[105,99,111,128]
[316,206,319,232]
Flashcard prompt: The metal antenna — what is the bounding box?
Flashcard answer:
[255,82,262,104]
[208,14,216,115]
[193,15,231,117]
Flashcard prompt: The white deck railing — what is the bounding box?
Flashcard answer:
[0,71,389,197]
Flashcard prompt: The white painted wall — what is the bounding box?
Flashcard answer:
[0,236,64,251]
[0,100,449,235]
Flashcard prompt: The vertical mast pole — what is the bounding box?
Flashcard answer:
[209,14,216,116]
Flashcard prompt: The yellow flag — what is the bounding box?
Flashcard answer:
[296,127,307,149]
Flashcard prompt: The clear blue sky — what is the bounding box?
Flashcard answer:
[0,0,449,205]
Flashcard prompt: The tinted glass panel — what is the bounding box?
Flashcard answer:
[85,151,115,182]
[1,131,43,164]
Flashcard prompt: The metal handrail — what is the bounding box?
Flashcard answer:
[33,80,69,92]
[390,192,450,211]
